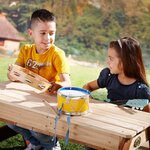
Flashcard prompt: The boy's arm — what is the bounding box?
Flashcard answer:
[59,73,71,87]
[48,73,71,94]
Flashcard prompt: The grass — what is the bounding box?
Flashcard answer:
[0,57,16,82]
[0,57,150,150]
[70,64,107,100]
[146,69,150,83]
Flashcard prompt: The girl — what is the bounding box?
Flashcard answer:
[83,37,150,112]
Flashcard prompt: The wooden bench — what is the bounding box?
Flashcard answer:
[0,81,150,150]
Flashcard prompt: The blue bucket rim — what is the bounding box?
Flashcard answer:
[58,87,90,97]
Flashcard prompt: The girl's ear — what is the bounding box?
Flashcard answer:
[27,28,32,36]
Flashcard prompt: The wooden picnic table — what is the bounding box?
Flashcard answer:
[0,81,150,150]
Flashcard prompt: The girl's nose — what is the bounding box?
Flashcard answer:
[107,58,110,65]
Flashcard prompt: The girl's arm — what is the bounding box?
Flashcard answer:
[83,80,99,92]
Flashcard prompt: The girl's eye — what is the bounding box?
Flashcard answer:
[108,57,113,62]
[40,32,46,35]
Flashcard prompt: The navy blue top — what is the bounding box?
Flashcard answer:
[97,68,150,102]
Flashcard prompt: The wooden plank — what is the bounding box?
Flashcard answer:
[0,89,138,138]
[0,93,56,115]
[90,102,150,124]
[82,113,144,133]
[0,101,121,149]
[0,82,148,138]
[89,107,150,128]
[1,82,150,149]
[0,96,137,138]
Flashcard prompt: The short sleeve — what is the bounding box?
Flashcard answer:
[137,84,150,102]
[53,50,70,74]
[15,46,25,66]
[97,68,110,88]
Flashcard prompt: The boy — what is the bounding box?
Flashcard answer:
[7,9,71,150]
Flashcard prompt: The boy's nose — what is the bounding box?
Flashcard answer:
[47,34,51,40]
[45,34,52,42]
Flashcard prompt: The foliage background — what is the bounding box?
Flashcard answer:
[0,1,150,149]
[0,0,150,65]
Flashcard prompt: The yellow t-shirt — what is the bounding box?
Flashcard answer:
[16,44,70,82]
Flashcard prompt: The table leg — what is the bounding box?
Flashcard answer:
[0,125,18,141]
[121,130,149,150]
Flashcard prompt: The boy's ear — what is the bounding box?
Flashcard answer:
[27,28,32,36]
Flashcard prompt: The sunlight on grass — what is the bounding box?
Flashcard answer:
[70,64,100,87]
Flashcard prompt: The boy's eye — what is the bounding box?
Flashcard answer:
[49,32,54,36]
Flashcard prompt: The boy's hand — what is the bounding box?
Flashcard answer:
[7,64,17,81]
[48,82,62,95]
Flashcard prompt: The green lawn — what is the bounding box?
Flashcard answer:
[0,57,16,82]
[0,57,150,150]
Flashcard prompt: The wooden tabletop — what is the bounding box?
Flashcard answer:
[0,81,150,150]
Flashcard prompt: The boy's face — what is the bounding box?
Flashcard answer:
[29,20,56,52]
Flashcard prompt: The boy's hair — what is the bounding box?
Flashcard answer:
[30,9,56,28]
[109,37,148,86]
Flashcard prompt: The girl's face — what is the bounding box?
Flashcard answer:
[29,21,56,52]
[107,48,123,74]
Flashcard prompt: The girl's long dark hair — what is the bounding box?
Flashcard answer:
[109,37,149,86]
